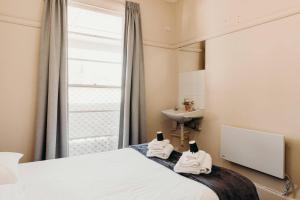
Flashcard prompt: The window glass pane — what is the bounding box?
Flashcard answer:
[69,136,118,157]
[69,48,122,63]
[68,60,122,86]
[68,33,122,61]
[69,87,121,111]
[69,111,120,139]
[68,6,123,38]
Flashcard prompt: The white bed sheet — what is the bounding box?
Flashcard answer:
[5,148,219,200]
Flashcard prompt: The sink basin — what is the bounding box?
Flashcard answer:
[161,109,204,123]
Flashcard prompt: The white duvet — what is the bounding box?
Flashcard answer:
[1,148,218,200]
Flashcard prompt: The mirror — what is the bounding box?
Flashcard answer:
[177,41,205,72]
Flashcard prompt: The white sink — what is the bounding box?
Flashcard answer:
[161,109,204,123]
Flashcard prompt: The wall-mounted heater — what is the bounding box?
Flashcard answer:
[220,125,285,179]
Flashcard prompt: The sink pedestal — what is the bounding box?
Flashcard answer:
[170,123,194,147]
[169,127,191,152]
[161,108,204,151]
[180,124,184,146]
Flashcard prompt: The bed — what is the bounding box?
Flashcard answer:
[1,144,259,200]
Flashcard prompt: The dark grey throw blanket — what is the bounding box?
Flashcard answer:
[131,144,259,200]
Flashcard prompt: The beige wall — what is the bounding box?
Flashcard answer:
[140,0,176,46]
[202,14,300,198]
[175,0,300,44]
[144,46,178,140]
[139,0,178,140]
[0,0,178,161]
[0,0,42,162]
[0,22,39,163]
[175,0,300,198]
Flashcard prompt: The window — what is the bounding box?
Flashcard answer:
[68,5,124,156]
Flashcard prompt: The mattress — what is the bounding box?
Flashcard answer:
[2,148,218,200]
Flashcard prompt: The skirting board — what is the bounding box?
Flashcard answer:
[255,183,297,200]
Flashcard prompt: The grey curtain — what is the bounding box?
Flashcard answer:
[34,0,68,160]
[119,1,146,148]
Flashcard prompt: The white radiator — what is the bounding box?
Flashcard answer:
[220,125,285,179]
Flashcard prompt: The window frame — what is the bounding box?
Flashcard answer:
[67,2,125,156]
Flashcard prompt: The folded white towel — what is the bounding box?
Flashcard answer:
[174,152,212,175]
[147,143,174,159]
[148,139,170,150]
[180,150,207,167]
[200,153,212,174]
[182,151,204,160]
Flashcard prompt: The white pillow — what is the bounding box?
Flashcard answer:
[0,153,23,185]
